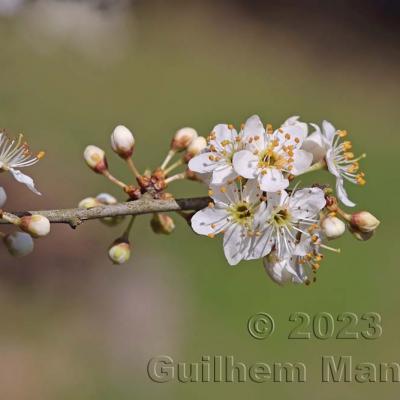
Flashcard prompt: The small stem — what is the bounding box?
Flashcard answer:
[164,158,184,175]
[126,158,141,179]
[102,170,127,190]
[160,149,176,170]
[336,207,351,221]
[0,211,21,226]
[165,172,186,184]
[121,215,135,241]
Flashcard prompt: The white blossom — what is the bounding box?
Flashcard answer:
[0,132,44,194]
[191,179,266,265]
[302,121,366,207]
[233,115,312,192]
[249,187,326,261]
[188,123,242,185]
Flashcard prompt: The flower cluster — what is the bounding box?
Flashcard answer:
[189,115,379,285]
[0,131,50,257]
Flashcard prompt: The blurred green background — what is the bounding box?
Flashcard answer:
[0,1,398,399]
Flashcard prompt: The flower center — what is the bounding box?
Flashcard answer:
[271,207,292,227]
[258,146,287,170]
[229,201,253,224]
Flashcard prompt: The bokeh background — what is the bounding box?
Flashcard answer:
[0,0,399,398]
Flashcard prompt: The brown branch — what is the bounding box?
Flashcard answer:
[0,195,211,229]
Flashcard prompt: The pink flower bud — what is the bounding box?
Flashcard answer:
[84,145,108,173]
[350,211,380,233]
[171,127,198,151]
[110,125,135,159]
[19,215,50,238]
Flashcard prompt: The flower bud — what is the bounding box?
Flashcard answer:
[108,239,131,264]
[19,215,50,238]
[96,192,117,205]
[84,145,108,173]
[350,211,380,233]
[171,127,198,151]
[184,136,207,162]
[321,216,346,240]
[150,213,175,235]
[78,197,101,209]
[0,187,7,208]
[348,224,374,241]
[3,232,34,257]
[110,125,135,159]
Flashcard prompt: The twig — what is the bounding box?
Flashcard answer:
[0,196,211,229]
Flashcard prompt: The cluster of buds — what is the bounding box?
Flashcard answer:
[324,195,380,241]
[82,124,206,264]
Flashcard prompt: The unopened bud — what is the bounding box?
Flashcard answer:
[350,211,380,233]
[19,215,50,238]
[3,232,34,257]
[321,216,346,239]
[78,197,101,209]
[84,145,108,173]
[171,127,198,151]
[0,187,7,208]
[96,193,124,226]
[348,224,375,241]
[96,192,117,205]
[108,239,131,264]
[150,213,175,234]
[184,136,207,162]
[110,125,135,159]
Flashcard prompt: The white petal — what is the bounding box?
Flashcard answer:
[336,177,356,207]
[265,190,288,212]
[259,169,289,192]
[232,150,258,179]
[281,116,308,141]
[325,149,340,178]
[188,152,217,173]
[213,124,237,143]
[223,224,249,266]
[242,178,262,202]
[10,169,41,195]
[191,207,229,235]
[243,115,265,139]
[289,187,326,220]
[294,235,312,256]
[246,225,274,260]
[211,165,237,185]
[291,149,313,175]
[263,256,299,286]
[0,187,7,207]
[301,124,328,162]
[209,183,238,205]
[322,120,337,144]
